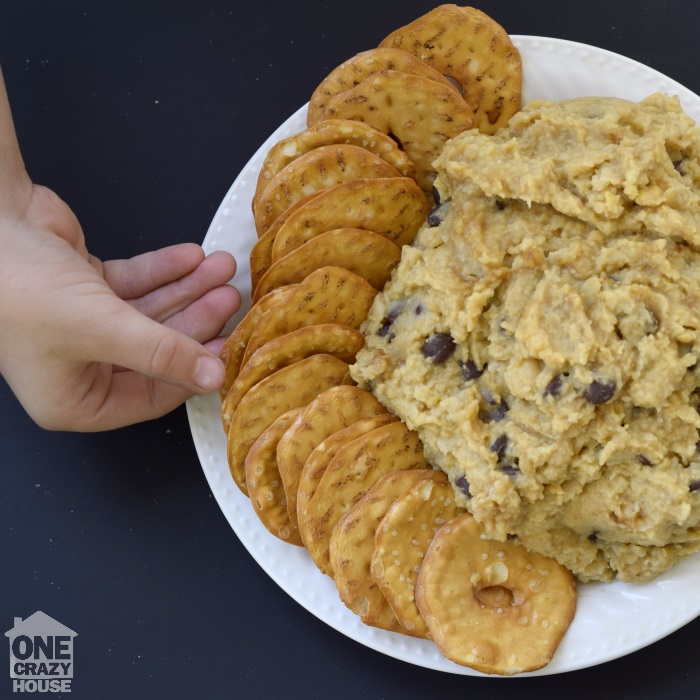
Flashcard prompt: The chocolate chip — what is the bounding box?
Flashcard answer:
[432,185,441,205]
[491,401,509,422]
[499,464,519,479]
[690,480,700,492]
[421,332,456,364]
[479,400,508,423]
[490,434,508,462]
[495,198,507,211]
[637,455,653,467]
[506,533,517,540]
[455,475,472,499]
[386,299,406,322]
[584,380,616,405]
[588,530,599,542]
[543,374,562,398]
[460,360,485,381]
[377,303,405,341]
[427,202,449,227]
[414,303,424,316]
[696,440,700,453]
[377,322,392,338]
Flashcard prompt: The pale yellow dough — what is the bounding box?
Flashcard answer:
[351,93,700,583]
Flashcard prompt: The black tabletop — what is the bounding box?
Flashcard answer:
[2,1,699,698]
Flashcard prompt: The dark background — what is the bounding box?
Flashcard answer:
[1,1,698,698]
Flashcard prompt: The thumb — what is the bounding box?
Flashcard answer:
[91,301,226,393]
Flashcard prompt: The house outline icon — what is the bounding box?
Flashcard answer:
[5,611,77,680]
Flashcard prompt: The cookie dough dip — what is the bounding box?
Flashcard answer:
[351,93,700,583]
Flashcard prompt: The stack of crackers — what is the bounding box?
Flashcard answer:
[219,5,577,676]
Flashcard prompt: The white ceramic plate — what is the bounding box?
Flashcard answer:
[187,36,700,676]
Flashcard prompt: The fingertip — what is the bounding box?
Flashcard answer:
[204,249,238,282]
[193,354,226,392]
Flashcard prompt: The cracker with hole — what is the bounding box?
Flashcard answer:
[221,324,364,431]
[325,69,475,194]
[415,513,577,675]
[254,119,415,200]
[300,420,428,576]
[379,4,522,134]
[295,414,399,557]
[329,469,436,634]
[227,354,352,495]
[371,471,465,638]
[219,284,297,402]
[252,143,401,236]
[253,229,401,302]
[242,266,377,368]
[277,386,389,530]
[245,408,305,546]
[270,177,429,263]
[307,47,459,126]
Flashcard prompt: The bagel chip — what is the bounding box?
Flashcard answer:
[270,177,429,263]
[253,229,401,302]
[252,143,401,236]
[254,119,415,200]
[250,191,323,290]
[415,514,577,675]
[371,471,465,638]
[245,408,305,546]
[329,469,436,633]
[295,414,399,554]
[221,324,364,432]
[277,386,388,529]
[300,420,428,576]
[227,354,352,494]
[379,4,522,134]
[219,284,297,401]
[242,266,377,368]
[325,69,475,193]
[307,47,458,125]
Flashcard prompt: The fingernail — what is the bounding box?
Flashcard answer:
[194,355,225,391]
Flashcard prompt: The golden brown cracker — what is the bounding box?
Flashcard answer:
[252,229,401,302]
[219,284,297,401]
[254,119,415,200]
[245,408,305,546]
[295,414,399,553]
[221,323,364,428]
[371,471,465,638]
[379,4,522,134]
[325,69,475,193]
[329,469,436,633]
[277,386,389,530]
[241,266,377,369]
[415,513,577,675]
[249,191,323,291]
[300,420,428,576]
[307,47,459,125]
[252,144,401,236]
[221,324,364,432]
[270,177,429,263]
[226,354,352,495]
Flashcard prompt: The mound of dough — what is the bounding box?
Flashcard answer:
[351,93,700,583]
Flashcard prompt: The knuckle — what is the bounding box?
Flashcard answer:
[146,332,183,380]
